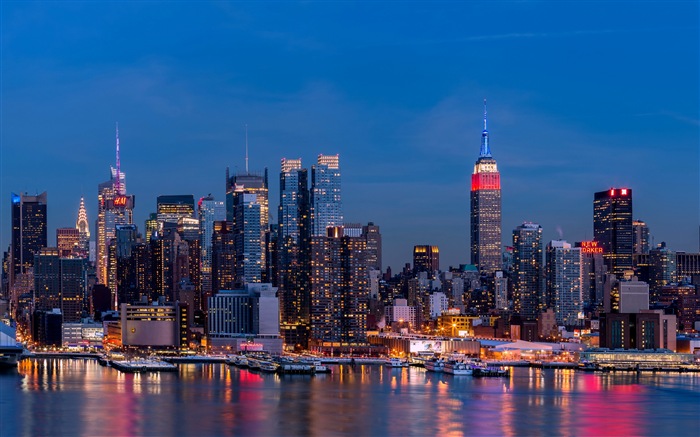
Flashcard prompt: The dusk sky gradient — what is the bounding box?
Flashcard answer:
[1,1,698,270]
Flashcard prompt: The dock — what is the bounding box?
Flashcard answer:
[110,359,178,373]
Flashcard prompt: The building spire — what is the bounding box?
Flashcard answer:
[480,99,491,157]
[115,122,122,194]
[245,123,249,174]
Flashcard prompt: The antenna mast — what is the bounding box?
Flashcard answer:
[115,122,121,194]
[245,123,249,174]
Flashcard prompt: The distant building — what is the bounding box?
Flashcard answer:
[120,302,189,350]
[227,172,269,284]
[599,310,676,351]
[413,245,440,275]
[198,196,225,296]
[513,223,543,321]
[311,154,342,237]
[633,220,650,255]
[56,228,80,258]
[649,243,677,303]
[156,195,195,228]
[545,240,583,326]
[96,126,135,289]
[10,191,48,286]
[470,101,502,275]
[310,226,368,344]
[76,197,91,255]
[594,188,633,276]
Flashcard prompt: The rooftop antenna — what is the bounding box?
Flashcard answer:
[245,123,249,174]
[115,122,121,194]
[480,99,491,157]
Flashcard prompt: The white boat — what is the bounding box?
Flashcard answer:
[384,358,409,368]
[424,358,445,372]
[258,360,279,373]
[443,360,473,375]
[299,358,331,373]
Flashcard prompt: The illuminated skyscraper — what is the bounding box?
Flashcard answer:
[470,101,502,274]
[226,169,269,283]
[310,226,368,343]
[96,124,134,299]
[545,240,583,326]
[633,219,650,255]
[311,154,342,236]
[277,158,311,347]
[513,223,543,321]
[10,192,48,285]
[198,196,225,296]
[593,188,633,276]
[156,195,195,228]
[413,245,439,275]
[76,197,90,254]
[56,228,80,257]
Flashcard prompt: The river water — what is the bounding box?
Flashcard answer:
[1,359,698,436]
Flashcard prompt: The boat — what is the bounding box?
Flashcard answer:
[258,360,280,373]
[578,361,598,372]
[246,356,262,370]
[470,362,509,377]
[443,359,473,375]
[424,358,445,372]
[298,358,331,373]
[384,358,410,368]
[0,322,24,369]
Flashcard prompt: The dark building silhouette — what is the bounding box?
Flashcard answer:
[594,188,633,276]
[11,192,48,285]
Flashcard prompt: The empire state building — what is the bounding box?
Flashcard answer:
[470,100,502,274]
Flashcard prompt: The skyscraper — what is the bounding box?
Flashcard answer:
[226,170,269,284]
[513,223,543,321]
[633,219,650,255]
[310,226,368,344]
[593,188,633,276]
[56,228,80,257]
[649,242,676,304]
[311,154,342,236]
[96,125,134,290]
[211,221,236,293]
[10,192,48,285]
[76,197,90,255]
[33,247,61,313]
[545,240,583,326]
[156,195,195,228]
[470,101,502,274]
[413,245,439,275]
[198,196,225,296]
[277,158,311,347]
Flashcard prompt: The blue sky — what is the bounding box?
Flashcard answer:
[1,1,698,270]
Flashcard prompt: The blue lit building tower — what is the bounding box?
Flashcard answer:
[311,154,342,237]
[278,158,311,348]
[198,195,225,296]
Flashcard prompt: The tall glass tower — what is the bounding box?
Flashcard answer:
[593,188,633,276]
[513,222,543,321]
[198,196,225,296]
[470,100,502,274]
[10,192,48,285]
[278,158,311,348]
[311,154,342,237]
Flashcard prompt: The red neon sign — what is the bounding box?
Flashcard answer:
[114,196,128,207]
[580,241,603,254]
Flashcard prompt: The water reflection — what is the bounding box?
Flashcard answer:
[2,360,699,436]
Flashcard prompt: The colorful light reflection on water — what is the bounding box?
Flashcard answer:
[2,359,699,436]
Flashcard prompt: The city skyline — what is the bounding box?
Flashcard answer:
[2,2,698,270]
